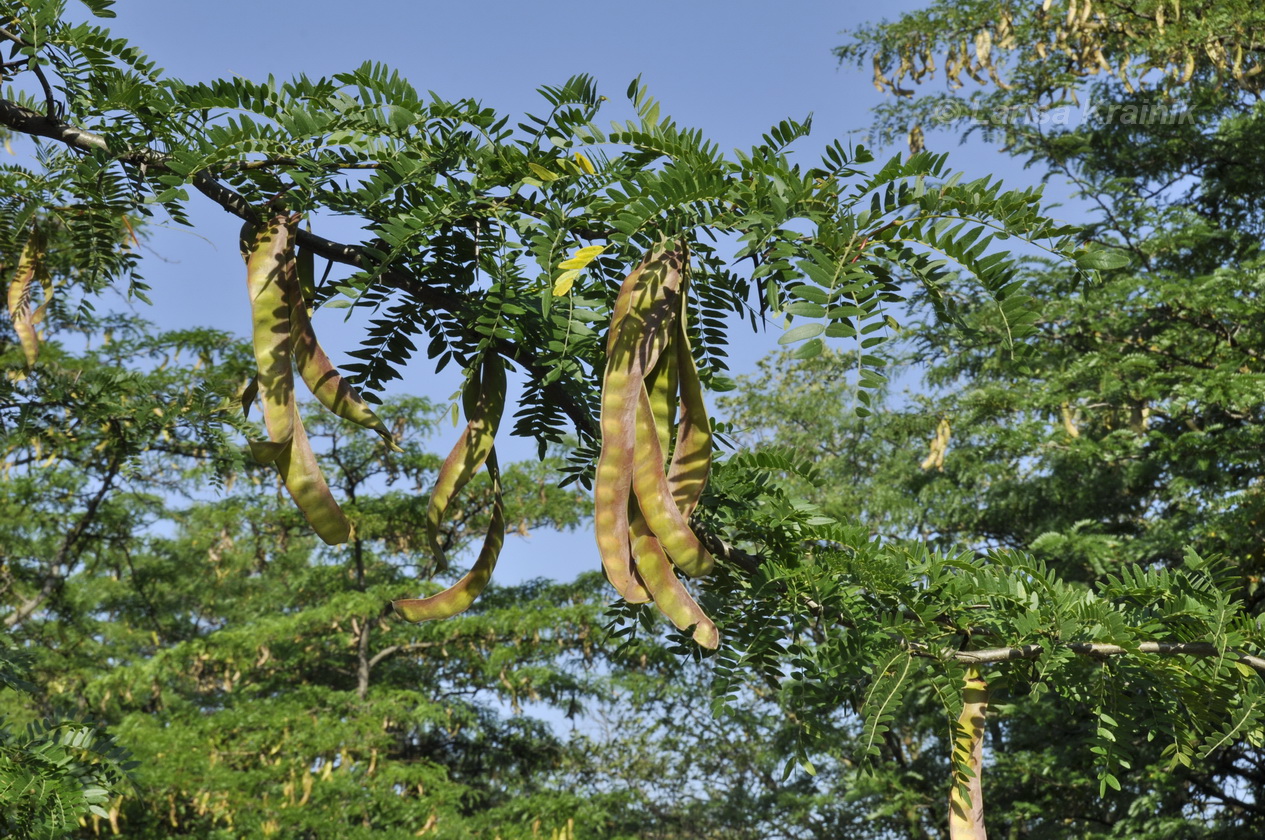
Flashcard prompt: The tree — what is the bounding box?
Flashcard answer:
[2,1,1262,837]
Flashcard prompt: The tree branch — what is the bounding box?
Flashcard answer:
[936,641,1265,674]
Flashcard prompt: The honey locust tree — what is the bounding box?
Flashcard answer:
[2,1,1263,836]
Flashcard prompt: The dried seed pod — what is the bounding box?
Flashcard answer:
[6,231,50,368]
[395,355,507,622]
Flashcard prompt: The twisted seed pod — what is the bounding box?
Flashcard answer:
[594,248,685,603]
[424,355,506,569]
[394,450,505,622]
[395,355,507,621]
[632,383,712,577]
[629,505,718,648]
[242,215,351,545]
[6,231,49,368]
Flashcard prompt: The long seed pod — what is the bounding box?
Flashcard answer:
[593,248,684,603]
[394,450,505,622]
[424,355,506,569]
[667,290,712,518]
[629,507,718,649]
[276,412,354,545]
[949,668,990,840]
[395,355,507,621]
[243,214,351,544]
[242,216,299,449]
[289,279,402,451]
[6,231,49,368]
[632,384,713,577]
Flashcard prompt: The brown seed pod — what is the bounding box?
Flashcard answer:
[595,243,720,645]
[6,230,51,368]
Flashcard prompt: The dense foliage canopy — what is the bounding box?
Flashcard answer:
[2,1,1263,837]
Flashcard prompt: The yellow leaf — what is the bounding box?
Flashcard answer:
[552,269,581,296]
[558,245,606,270]
[573,152,596,174]
[527,162,561,182]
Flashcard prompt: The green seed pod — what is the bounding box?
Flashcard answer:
[242,215,299,448]
[289,280,402,451]
[276,414,354,545]
[242,214,352,545]
[949,668,989,840]
[397,354,508,621]
[425,355,506,570]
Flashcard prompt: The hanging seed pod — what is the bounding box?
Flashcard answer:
[632,384,712,577]
[242,215,299,451]
[593,247,685,603]
[290,280,402,451]
[6,230,51,368]
[629,504,718,648]
[242,214,351,545]
[395,355,507,622]
[666,290,712,519]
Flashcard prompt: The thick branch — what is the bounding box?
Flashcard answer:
[943,641,1265,675]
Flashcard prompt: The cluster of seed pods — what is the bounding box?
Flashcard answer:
[241,213,400,544]
[5,229,52,369]
[595,246,718,648]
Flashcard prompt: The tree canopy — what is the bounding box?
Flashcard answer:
[2,1,1264,837]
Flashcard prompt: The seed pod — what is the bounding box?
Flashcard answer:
[425,355,506,569]
[666,295,711,518]
[242,214,351,545]
[396,355,507,622]
[289,279,402,451]
[276,413,354,545]
[242,215,299,448]
[632,384,712,577]
[629,506,718,649]
[949,668,989,840]
[593,248,685,603]
[6,231,50,368]
[394,450,505,622]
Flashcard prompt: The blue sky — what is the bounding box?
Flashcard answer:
[57,1,1072,585]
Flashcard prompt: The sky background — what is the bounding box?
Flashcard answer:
[41,0,1083,586]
